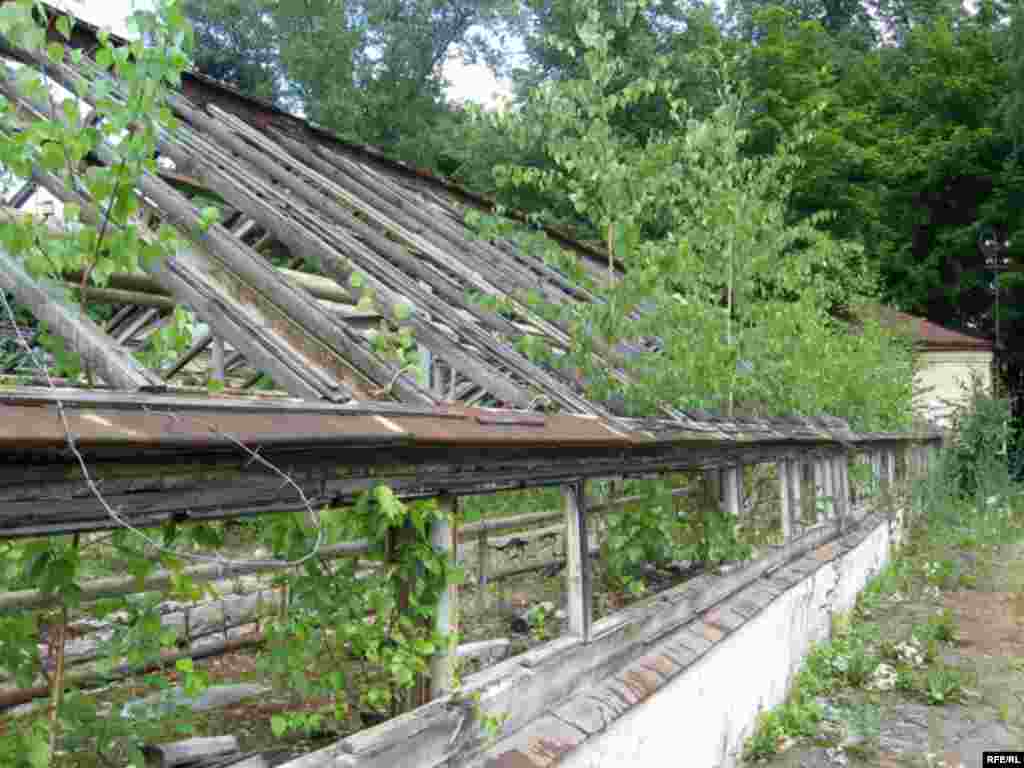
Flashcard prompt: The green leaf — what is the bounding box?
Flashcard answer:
[270,715,288,738]
[95,46,113,70]
[198,206,220,232]
[447,565,467,586]
[46,41,64,65]
[55,15,71,40]
[27,735,50,768]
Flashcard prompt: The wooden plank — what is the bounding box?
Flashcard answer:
[64,283,178,311]
[839,455,851,523]
[778,460,792,541]
[563,480,592,642]
[476,526,489,614]
[142,736,239,768]
[822,456,834,519]
[161,331,213,380]
[722,466,740,518]
[429,494,458,699]
[0,539,370,612]
[789,459,803,530]
[212,336,226,382]
[0,239,164,390]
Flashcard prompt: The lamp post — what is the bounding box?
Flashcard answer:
[979,228,1011,396]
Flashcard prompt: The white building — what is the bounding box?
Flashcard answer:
[891,311,994,427]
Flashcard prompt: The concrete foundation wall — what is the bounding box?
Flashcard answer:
[558,513,901,768]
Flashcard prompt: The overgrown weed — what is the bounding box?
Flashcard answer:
[743,386,1021,762]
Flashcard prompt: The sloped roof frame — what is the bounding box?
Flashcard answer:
[0,3,942,544]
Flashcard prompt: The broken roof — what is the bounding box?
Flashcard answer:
[0,1,647,418]
[0,4,941,539]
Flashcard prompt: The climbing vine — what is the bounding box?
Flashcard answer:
[257,485,463,729]
[0,483,464,765]
[0,0,197,383]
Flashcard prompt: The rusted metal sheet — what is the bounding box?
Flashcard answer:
[0,390,941,457]
[0,401,409,451]
[0,396,640,452]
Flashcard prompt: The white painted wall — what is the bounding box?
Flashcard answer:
[559,513,901,768]
[914,350,992,427]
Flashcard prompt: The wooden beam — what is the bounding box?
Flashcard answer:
[840,455,851,523]
[476,524,489,614]
[778,460,792,541]
[161,331,213,380]
[823,456,835,520]
[0,239,164,390]
[563,480,593,643]
[211,336,225,382]
[63,266,357,307]
[429,494,459,699]
[789,459,803,531]
[812,460,825,523]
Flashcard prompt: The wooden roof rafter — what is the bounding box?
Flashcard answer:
[0,27,633,415]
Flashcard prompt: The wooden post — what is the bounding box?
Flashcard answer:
[840,455,851,521]
[563,480,592,643]
[813,460,825,523]
[387,521,417,713]
[831,455,845,523]
[723,465,741,521]
[778,460,792,541]
[823,457,835,519]
[430,494,459,699]
[47,605,68,756]
[212,336,225,382]
[279,582,290,620]
[789,459,803,531]
[703,469,721,509]
[476,525,489,614]
[887,450,897,490]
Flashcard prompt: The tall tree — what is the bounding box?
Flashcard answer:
[183,0,514,167]
[183,0,284,105]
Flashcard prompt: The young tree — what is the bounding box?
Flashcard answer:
[483,0,914,428]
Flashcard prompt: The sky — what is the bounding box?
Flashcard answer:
[68,0,510,106]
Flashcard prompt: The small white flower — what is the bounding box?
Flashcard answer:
[868,662,898,691]
[894,640,924,668]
